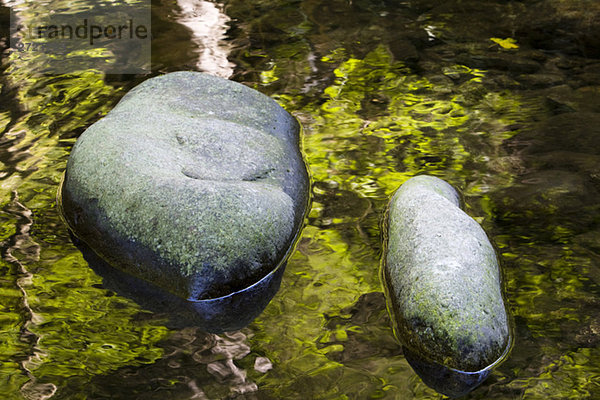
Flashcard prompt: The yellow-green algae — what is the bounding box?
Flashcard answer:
[231,31,600,396]
[3,0,600,396]
[234,43,551,398]
[0,9,170,394]
[230,2,600,398]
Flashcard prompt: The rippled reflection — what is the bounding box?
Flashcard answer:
[87,328,267,399]
[1,0,600,398]
[176,0,233,77]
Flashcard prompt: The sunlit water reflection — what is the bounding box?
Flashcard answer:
[176,0,233,77]
[1,0,600,399]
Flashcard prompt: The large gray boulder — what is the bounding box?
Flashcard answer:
[383,175,511,374]
[60,71,309,301]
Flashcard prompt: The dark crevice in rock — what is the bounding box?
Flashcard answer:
[181,167,203,180]
[242,168,275,182]
[181,167,276,182]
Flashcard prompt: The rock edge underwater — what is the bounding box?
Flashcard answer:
[59,71,310,330]
[382,175,512,397]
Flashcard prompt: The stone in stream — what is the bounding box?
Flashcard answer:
[382,175,511,397]
[59,71,309,331]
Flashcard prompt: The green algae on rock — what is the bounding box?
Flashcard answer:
[382,175,511,376]
[60,71,309,302]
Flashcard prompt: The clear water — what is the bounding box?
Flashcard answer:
[1,0,600,398]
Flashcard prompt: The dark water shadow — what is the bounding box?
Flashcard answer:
[73,235,286,333]
[403,333,513,398]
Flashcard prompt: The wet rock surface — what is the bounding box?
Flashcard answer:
[4,0,600,398]
[383,175,511,373]
[60,71,309,301]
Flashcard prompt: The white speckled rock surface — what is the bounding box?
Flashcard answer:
[61,71,309,300]
[384,175,510,372]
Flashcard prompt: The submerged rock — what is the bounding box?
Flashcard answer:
[403,346,499,398]
[508,112,600,155]
[75,235,287,332]
[60,72,309,309]
[382,175,511,394]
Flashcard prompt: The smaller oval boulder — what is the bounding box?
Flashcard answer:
[60,71,309,306]
[382,175,511,391]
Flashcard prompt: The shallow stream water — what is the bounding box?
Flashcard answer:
[1,0,600,398]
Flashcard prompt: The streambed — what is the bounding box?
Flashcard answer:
[1,0,599,398]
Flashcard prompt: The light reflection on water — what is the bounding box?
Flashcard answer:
[1,0,600,399]
[175,0,234,78]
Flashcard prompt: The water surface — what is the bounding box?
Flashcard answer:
[1,0,599,398]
